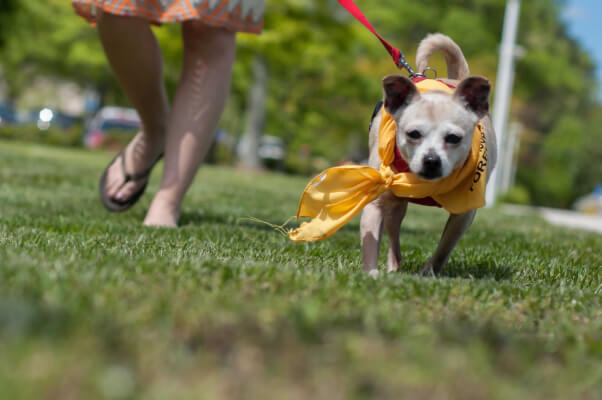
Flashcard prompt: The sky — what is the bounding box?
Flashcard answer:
[562,0,602,99]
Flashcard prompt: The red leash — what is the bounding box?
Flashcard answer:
[337,0,420,76]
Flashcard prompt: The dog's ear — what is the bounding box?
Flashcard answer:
[382,75,419,117]
[454,76,491,117]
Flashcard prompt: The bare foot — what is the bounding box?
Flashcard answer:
[105,132,164,203]
[143,191,180,228]
[368,269,380,278]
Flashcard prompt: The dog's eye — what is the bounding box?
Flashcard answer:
[407,130,422,140]
[445,134,462,145]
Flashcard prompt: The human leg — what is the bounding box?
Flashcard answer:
[97,11,169,203]
[143,22,236,227]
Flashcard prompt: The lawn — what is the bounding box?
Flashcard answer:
[0,140,600,399]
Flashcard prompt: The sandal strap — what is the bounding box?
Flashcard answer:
[121,151,163,183]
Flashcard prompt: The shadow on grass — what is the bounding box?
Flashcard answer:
[180,211,431,237]
[401,261,514,281]
[439,262,514,281]
[180,211,291,233]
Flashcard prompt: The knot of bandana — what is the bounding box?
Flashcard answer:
[381,166,396,188]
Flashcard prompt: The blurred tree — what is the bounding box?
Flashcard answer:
[574,109,602,202]
[238,56,267,168]
[0,0,599,207]
[232,0,384,165]
[520,116,586,207]
[0,0,116,102]
[0,0,18,46]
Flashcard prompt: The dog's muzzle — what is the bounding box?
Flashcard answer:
[420,153,442,179]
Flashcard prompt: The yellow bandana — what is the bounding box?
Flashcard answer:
[289,79,488,242]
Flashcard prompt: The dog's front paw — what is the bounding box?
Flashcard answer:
[418,261,437,277]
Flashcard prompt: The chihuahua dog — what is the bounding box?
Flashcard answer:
[360,33,497,276]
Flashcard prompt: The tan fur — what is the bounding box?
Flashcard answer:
[416,33,470,80]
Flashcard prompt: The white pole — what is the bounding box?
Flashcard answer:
[507,123,521,189]
[500,122,520,193]
[486,0,521,206]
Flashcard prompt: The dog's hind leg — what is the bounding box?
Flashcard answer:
[383,198,409,273]
[360,201,384,275]
[420,209,476,276]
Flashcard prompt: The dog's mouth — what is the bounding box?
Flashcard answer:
[417,168,443,181]
[417,172,443,181]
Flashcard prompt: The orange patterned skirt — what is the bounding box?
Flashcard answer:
[72,0,264,34]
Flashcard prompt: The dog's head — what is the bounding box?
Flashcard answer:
[382,75,490,181]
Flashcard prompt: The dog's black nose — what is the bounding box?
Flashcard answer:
[423,154,441,169]
[421,153,442,179]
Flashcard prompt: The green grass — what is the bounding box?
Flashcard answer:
[0,140,600,399]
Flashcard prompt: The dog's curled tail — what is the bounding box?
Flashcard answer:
[416,33,469,80]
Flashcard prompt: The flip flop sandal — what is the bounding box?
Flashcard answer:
[99,150,163,212]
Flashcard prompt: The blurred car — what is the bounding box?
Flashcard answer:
[84,106,141,149]
[258,135,286,170]
[0,103,17,125]
[24,107,81,130]
[574,185,602,215]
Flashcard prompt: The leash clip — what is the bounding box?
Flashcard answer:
[396,55,420,78]
[422,67,438,79]
[396,54,427,79]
